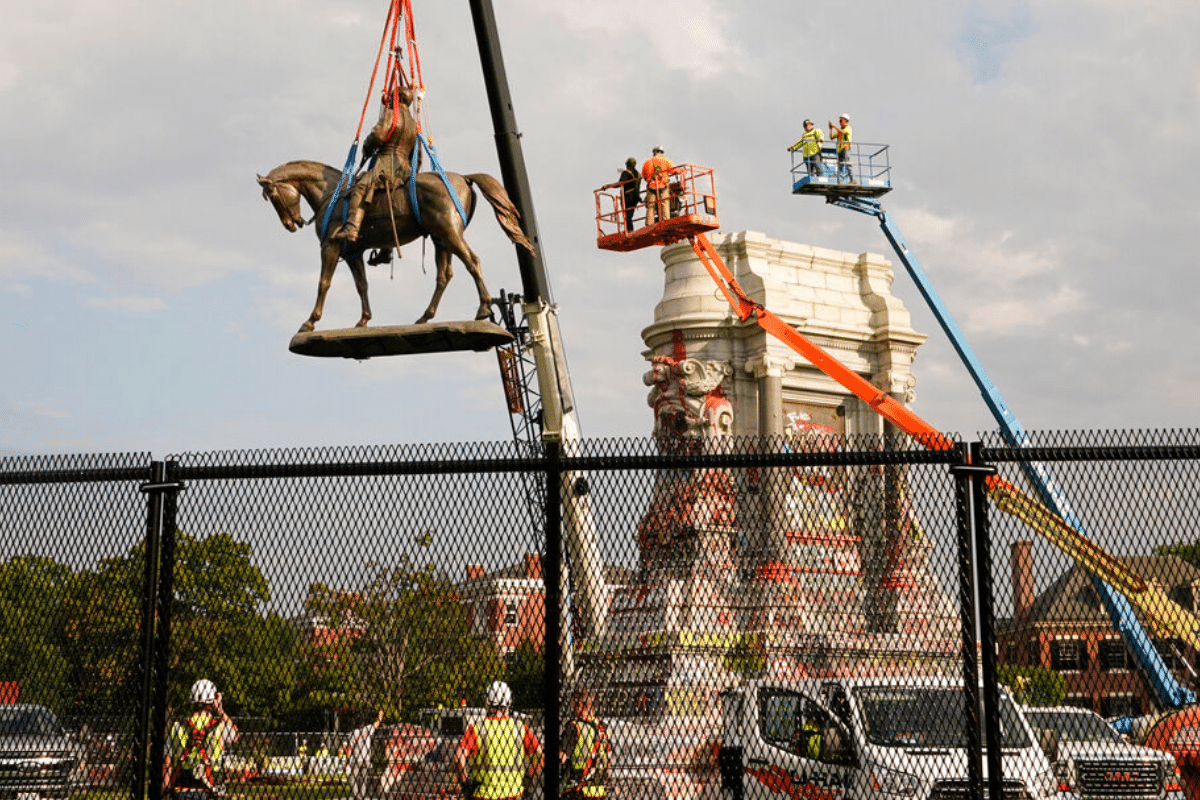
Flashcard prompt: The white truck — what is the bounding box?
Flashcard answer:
[717,677,1059,800]
[1021,706,1180,800]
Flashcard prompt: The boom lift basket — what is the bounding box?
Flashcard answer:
[595,164,719,252]
[791,142,893,198]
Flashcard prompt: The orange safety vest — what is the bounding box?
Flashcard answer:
[641,155,674,191]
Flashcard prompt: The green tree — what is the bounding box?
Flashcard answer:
[504,639,544,712]
[998,664,1065,707]
[1154,542,1200,570]
[0,556,74,709]
[62,532,283,720]
[303,534,501,723]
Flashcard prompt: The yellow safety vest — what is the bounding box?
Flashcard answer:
[836,124,852,152]
[470,717,526,799]
[565,718,609,797]
[797,129,823,158]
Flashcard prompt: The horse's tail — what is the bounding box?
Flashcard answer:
[464,174,536,257]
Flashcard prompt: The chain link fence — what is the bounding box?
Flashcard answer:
[2,432,1199,800]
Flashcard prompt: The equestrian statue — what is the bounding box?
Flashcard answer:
[257,87,534,334]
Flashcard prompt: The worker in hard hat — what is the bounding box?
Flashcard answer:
[788,119,824,177]
[164,679,240,800]
[454,681,543,800]
[559,690,610,800]
[618,158,641,232]
[640,146,675,227]
[828,114,853,183]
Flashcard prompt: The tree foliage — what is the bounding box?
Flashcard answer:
[0,556,75,709]
[1154,542,1200,570]
[301,534,501,724]
[998,664,1065,707]
[0,531,505,728]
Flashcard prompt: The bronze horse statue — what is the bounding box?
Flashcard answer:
[257,160,534,332]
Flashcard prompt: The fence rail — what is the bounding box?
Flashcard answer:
[2,431,1198,800]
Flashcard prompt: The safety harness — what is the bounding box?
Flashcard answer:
[169,714,222,796]
[562,718,610,797]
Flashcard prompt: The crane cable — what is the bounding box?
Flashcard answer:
[320,0,403,239]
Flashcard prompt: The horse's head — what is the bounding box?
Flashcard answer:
[257,174,306,233]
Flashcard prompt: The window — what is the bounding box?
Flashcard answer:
[1005,643,1018,665]
[757,688,852,765]
[1064,695,1094,711]
[1026,638,1041,667]
[1100,694,1141,719]
[1051,638,1087,671]
[1099,638,1132,672]
[504,600,518,627]
[1154,639,1184,671]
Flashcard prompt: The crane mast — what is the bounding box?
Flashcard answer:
[467,0,608,681]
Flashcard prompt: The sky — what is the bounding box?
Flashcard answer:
[3,0,1199,459]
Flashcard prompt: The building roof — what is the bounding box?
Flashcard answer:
[1022,555,1200,626]
[468,556,636,586]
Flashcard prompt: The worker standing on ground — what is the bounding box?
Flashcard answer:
[346,709,384,800]
[330,84,419,245]
[164,679,240,800]
[641,146,675,227]
[619,158,641,232]
[455,681,543,800]
[828,114,853,182]
[789,119,824,177]
[559,690,610,800]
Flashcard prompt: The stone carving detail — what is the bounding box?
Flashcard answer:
[638,356,736,558]
[644,356,733,452]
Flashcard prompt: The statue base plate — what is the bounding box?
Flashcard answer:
[289,320,514,359]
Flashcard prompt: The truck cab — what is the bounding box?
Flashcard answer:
[1021,706,1180,800]
[719,678,1058,800]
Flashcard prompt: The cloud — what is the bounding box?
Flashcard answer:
[955,2,1036,84]
[0,232,96,285]
[74,221,260,292]
[887,204,1075,334]
[84,294,168,313]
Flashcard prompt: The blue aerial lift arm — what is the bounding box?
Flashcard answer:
[830,193,1197,711]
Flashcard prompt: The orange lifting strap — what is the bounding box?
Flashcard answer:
[354,0,428,145]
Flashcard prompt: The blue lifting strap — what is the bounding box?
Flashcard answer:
[320,143,360,240]
[408,132,468,228]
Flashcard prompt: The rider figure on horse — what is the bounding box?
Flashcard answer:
[330,84,419,244]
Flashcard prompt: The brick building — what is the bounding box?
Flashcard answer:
[460,553,633,654]
[997,540,1200,717]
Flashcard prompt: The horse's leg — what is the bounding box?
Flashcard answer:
[346,253,372,327]
[441,233,492,321]
[300,243,342,333]
[416,244,453,324]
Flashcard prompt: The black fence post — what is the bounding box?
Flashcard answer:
[133,460,166,800]
[543,442,562,799]
[950,442,986,800]
[970,442,1004,800]
[142,460,186,800]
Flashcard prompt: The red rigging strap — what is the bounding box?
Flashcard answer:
[686,234,952,451]
[353,0,402,142]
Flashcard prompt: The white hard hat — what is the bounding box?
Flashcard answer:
[485,681,512,708]
[839,113,850,121]
[191,679,218,704]
[652,145,664,154]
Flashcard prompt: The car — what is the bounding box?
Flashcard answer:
[1022,705,1180,800]
[0,704,83,800]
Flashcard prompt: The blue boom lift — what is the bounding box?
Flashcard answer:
[791,142,1197,716]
